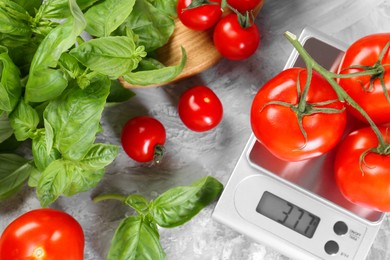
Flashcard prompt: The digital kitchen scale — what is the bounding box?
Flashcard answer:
[212,28,385,260]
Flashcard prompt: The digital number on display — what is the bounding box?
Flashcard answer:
[256,191,321,238]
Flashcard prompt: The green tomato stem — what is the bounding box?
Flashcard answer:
[92,193,127,203]
[284,31,387,149]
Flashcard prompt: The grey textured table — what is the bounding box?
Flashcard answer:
[1,0,390,259]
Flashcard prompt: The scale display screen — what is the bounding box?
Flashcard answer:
[256,191,321,238]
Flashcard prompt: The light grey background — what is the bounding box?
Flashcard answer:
[1,0,390,259]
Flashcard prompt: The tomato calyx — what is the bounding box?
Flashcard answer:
[152,144,165,165]
[183,0,220,11]
[340,41,390,103]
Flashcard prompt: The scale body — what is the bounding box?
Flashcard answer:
[212,28,385,260]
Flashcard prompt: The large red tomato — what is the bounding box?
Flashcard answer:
[0,208,84,260]
[338,33,390,124]
[334,126,390,212]
[250,68,347,161]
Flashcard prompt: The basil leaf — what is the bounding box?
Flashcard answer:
[0,153,35,200]
[147,0,178,17]
[9,99,40,141]
[37,159,71,207]
[25,0,86,102]
[0,46,22,113]
[70,36,146,78]
[150,176,223,228]
[108,216,165,260]
[120,0,174,52]
[41,0,71,19]
[63,168,105,196]
[107,80,135,104]
[84,0,136,37]
[124,194,150,215]
[44,76,110,161]
[32,129,61,172]
[79,143,119,170]
[12,0,42,16]
[122,47,187,86]
[0,111,13,143]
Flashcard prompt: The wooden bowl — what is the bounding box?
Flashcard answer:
[120,1,265,88]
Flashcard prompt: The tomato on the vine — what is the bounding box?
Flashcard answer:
[227,0,262,13]
[334,126,390,212]
[338,33,390,124]
[121,116,166,163]
[0,208,84,260]
[250,68,347,161]
[177,0,222,31]
[178,85,223,132]
[213,13,260,60]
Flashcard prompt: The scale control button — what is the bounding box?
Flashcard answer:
[325,240,339,255]
[334,221,348,235]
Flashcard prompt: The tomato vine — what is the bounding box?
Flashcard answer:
[284,31,390,173]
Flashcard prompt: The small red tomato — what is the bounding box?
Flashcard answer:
[121,116,166,163]
[213,13,260,60]
[178,85,223,132]
[227,0,263,13]
[0,208,84,260]
[177,0,222,31]
[334,126,390,212]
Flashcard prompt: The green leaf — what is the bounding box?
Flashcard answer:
[43,76,110,160]
[0,1,32,44]
[0,46,22,113]
[150,176,223,228]
[63,167,105,196]
[40,0,72,19]
[146,0,178,17]
[9,98,40,141]
[122,47,187,86]
[0,153,36,200]
[37,159,71,207]
[25,0,87,102]
[12,0,42,16]
[32,129,61,172]
[84,0,136,37]
[80,143,119,170]
[119,0,174,52]
[70,36,146,78]
[124,194,150,215]
[107,80,135,104]
[0,111,13,143]
[108,216,165,260]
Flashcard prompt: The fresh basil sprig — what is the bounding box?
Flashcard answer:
[93,176,224,260]
[0,0,184,205]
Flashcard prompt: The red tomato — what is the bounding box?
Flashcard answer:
[213,13,260,60]
[0,208,84,260]
[121,116,166,163]
[334,126,390,212]
[178,85,223,132]
[250,68,347,161]
[177,0,222,31]
[338,33,390,124]
[227,0,262,13]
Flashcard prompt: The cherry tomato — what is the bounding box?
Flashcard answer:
[177,0,222,31]
[178,85,223,132]
[338,33,390,124]
[213,13,260,60]
[227,0,262,13]
[0,208,84,260]
[121,116,166,163]
[334,126,390,212]
[251,68,347,161]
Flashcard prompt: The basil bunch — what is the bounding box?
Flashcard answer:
[0,0,185,206]
[94,176,224,260]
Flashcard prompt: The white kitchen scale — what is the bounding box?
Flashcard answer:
[212,28,385,260]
